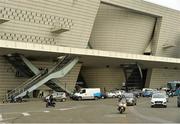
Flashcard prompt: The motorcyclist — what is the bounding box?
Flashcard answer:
[46,94,55,107]
[117,95,127,114]
[168,89,174,97]
[49,95,53,103]
[118,95,126,103]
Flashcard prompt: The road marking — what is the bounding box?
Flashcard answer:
[0,114,3,121]
[43,111,50,113]
[59,107,74,111]
[0,114,6,124]
[0,103,25,106]
[22,112,30,116]
[105,114,126,118]
[57,105,86,111]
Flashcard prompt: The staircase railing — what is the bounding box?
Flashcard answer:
[51,55,75,73]
[6,71,43,99]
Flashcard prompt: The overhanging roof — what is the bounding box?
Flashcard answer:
[0,40,180,69]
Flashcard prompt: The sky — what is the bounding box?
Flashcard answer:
[144,0,180,11]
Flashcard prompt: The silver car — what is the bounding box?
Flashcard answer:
[45,92,67,102]
[124,93,137,106]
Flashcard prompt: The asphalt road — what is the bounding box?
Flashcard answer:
[0,97,179,123]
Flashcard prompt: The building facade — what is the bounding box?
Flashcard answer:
[0,0,180,99]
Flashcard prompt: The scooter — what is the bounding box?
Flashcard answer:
[167,91,174,97]
[46,100,56,108]
[117,101,127,114]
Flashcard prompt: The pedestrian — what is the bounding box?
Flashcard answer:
[25,91,30,98]
[39,92,42,98]
[41,92,44,98]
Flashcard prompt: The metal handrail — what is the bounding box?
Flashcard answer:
[48,55,67,72]
[7,72,43,98]
[52,56,75,73]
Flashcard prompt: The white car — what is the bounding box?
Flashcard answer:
[114,90,123,97]
[142,88,153,92]
[151,93,167,108]
[153,90,169,102]
[106,92,117,98]
[45,92,67,102]
[106,90,125,98]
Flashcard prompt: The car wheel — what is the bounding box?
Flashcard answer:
[112,95,116,98]
[164,105,167,108]
[61,98,66,102]
[78,97,82,101]
[151,105,154,108]
[101,96,105,99]
[135,102,137,105]
[177,104,180,107]
[94,97,99,100]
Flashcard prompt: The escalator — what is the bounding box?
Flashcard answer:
[121,63,143,90]
[6,55,78,100]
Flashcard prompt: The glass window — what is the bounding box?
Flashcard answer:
[80,90,86,94]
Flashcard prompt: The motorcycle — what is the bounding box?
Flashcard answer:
[46,100,56,107]
[167,91,174,97]
[117,100,127,114]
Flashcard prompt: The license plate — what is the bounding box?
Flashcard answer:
[156,103,162,104]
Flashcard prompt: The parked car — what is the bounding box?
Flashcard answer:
[161,87,170,91]
[129,89,142,98]
[101,92,108,99]
[142,90,153,97]
[142,88,153,92]
[114,90,122,98]
[106,91,117,98]
[123,93,137,106]
[45,92,67,102]
[151,93,167,108]
[106,90,125,98]
[177,95,180,107]
[142,89,156,97]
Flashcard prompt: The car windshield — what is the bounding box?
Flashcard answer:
[153,94,165,98]
[124,93,133,98]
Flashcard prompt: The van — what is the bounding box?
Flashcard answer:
[73,88,101,100]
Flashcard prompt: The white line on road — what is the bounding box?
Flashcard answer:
[59,107,74,111]
[43,111,50,113]
[0,114,6,124]
[105,114,126,118]
[22,112,30,116]
[0,114,3,121]
[57,105,86,111]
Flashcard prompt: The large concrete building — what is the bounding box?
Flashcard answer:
[0,0,180,99]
